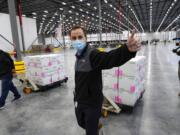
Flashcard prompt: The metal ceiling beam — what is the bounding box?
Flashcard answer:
[154,0,167,31]
[136,0,146,30]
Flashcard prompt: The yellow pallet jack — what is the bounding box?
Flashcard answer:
[22,79,39,94]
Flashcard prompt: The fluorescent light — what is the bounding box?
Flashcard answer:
[71,5,75,9]
[62,2,66,5]
[80,8,83,12]
[44,10,48,13]
[32,12,37,15]
[33,16,37,19]
[43,14,47,17]
[59,8,63,11]
[69,10,72,13]
[87,3,91,6]
[156,0,178,31]
[104,0,108,4]
[22,14,26,17]
[94,7,97,10]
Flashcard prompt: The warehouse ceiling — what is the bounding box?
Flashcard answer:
[0,0,180,35]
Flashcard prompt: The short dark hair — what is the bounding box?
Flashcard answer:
[69,26,87,38]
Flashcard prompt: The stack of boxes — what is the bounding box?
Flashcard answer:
[24,54,66,86]
[112,56,146,106]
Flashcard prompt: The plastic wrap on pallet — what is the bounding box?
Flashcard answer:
[24,54,66,86]
[112,56,146,106]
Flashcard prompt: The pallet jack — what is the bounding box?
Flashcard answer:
[102,94,121,117]
[21,77,68,94]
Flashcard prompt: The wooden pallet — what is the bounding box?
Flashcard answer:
[102,94,121,117]
[23,77,68,94]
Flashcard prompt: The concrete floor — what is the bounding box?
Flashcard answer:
[0,43,179,135]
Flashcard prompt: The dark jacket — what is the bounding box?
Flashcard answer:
[0,50,15,78]
[74,44,136,106]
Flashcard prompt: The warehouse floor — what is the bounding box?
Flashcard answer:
[0,43,179,135]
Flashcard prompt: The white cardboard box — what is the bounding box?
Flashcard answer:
[24,54,66,86]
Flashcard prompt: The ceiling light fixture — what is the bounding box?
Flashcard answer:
[71,5,75,9]
[62,2,66,5]
[156,0,177,31]
[59,8,63,11]
[32,12,37,15]
[164,14,180,31]
[150,0,152,32]
[104,0,108,4]
[44,10,48,13]
[126,4,143,32]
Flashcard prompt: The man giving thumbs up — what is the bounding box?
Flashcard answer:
[70,26,141,135]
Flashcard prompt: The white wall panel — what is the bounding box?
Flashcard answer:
[0,13,37,52]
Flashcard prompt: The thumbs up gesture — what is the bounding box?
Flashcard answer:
[127,30,141,52]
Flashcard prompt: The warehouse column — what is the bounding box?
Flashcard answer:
[98,0,102,46]
[38,34,46,45]
[7,0,22,60]
[17,0,26,52]
[61,14,66,49]
[126,0,130,33]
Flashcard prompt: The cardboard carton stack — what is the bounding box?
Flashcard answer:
[24,54,66,86]
[112,56,146,106]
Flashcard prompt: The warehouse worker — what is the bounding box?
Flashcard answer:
[177,49,180,97]
[69,26,141,135]
[0,49,21,109]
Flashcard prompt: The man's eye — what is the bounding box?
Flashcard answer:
[72,37,77,40]
[78,36,83,39]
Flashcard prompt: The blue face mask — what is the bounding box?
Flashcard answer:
[71,40,86,51]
